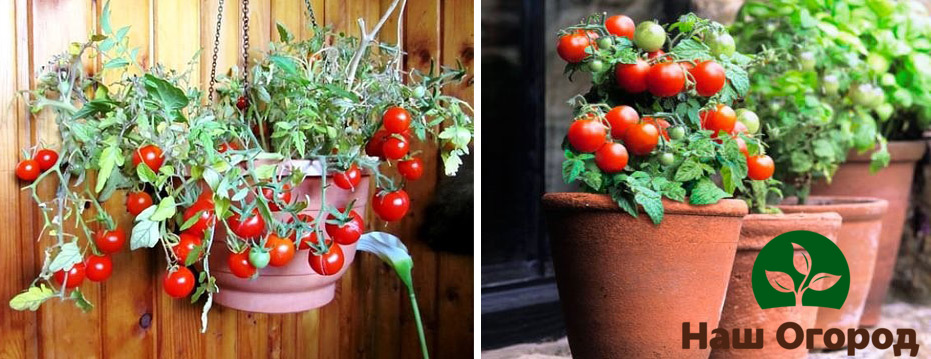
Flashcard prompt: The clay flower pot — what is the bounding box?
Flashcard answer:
[810,141,926,326]
[211,160,371,313]
[711,213,842,359]
[777,196,887,342]
[542,193,747,358]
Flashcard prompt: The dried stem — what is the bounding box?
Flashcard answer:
[345,0,404,88]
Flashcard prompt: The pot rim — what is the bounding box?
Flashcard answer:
[249,158,372,177]
[739,212,842,250]
[845,140,927,163]
[777,196,888,221]
[541,192,748,217]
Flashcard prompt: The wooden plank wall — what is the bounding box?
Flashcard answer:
[0,0,474,358]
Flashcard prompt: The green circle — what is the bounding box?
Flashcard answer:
[751,230,850,309]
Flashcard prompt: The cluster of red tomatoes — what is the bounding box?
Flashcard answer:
[567,106,674,173]
[700,104,774,180]
[15,148,59,182]
[52,228,126,290]
[556,14,728,98]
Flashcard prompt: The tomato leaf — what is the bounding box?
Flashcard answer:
[254,164,278,180]
[690,178,730,205]
[634,189,664,225]
[48,241,83,273]
[674,158,704,182]
[149,196,176,222]
[130,218,160,250]
[275,22,293,43]
[9,285,55,311]
[70,288,94,313]
[95,143,124,193]
[136,161,157,183]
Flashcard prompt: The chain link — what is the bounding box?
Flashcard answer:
[304,0,318,28]
[207,0,225,102]
[241,0,250,92]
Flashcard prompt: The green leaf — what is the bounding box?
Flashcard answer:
[580,170,603,190]
[269,54,299,76]
[634,189,664,225]
[101,1,112,34]
[254,164,278,180]
[149,196,176,222]
[49,241,83,273]
[674,158,704,182]
[357,232,414,290]
[131,207,160,250]
[275,22,293,43]
[95,144,124,193]
[70,288,94,313]
[562,158,585,183]
[143,74,189,116]
[690,178,730,205]
[103,58,129,70]
[612,191,639,218]
[136,162,157,183]
[671,38,711,61]
[9,285,55,311]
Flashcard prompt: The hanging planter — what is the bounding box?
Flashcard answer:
[7,3,471,358]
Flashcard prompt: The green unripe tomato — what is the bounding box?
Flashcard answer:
[848,83,875,106]
[412,86,426,98]
[867,87,886,109]
[659,153,675,166]
[669,126,686,140]
[867,53,890,74]
[822,74,839,96]
[94,85,109,100]
[707,33,736,58]
[249,249,270,269]
[799,52,816,71]
[881,73,896,87]
[597,37,614,50]
[736,109,761,134]
[875,103,894,121]
[634,21,666,52]
[586,59,605,72]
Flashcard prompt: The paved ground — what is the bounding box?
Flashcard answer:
[482,301,931,358]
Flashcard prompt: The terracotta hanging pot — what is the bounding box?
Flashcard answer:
[711,213,842,359]
[810,141,926,326]
[777,196,887,346]
[542,193,747,358]
[211,160,371,313]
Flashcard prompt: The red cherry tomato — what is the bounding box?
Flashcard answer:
[605,15,635,39]
[54,263,86,289]
[646,117,671,140]
[366,130,390,158]
[333,164,363,190]
[228,208,266,239]
[15,159,40,181]
[85,255,113,282]
[594,142,629,173]
[236,96,249,111]
[614,58,650,93]
[567,117,607,153]
[218,142,242,153]
[623,122,660,155]
[264,234,296,267]
[289,214,320,250]
[702,104,737,135]
[35,149,59,171]
[646,62,686,97]
[690,61,726,97]
[382,137,410,160]
[733,121,749,135]
[735,136,749,157]
[163,266,195,299]
[398,157,424,181]
[647,49,668,61]
[308,242,345,276]
[173,232,203,264]
[605,106,639,139]
[261,184,292,211]
[228,250,257,278]
[557,33,594,63]
[325,209,364,245]
[373,189,411,222]
[126,191,153,216]
[747,155,775,180]
[383,106,412,133]
[182,200,216,236]
[95,228,126,254]
[132,144,165,172]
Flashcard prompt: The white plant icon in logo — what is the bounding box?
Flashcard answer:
[765,243,842,306]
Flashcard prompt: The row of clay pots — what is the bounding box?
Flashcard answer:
[542,195,889,358]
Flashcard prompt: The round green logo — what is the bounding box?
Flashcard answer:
[752,230,849,309]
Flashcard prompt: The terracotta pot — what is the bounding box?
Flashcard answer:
[542,193,747,358]
[711,213,842,359]
[810,141,926,327]
[211,160,371,313]
[777,197,887,342]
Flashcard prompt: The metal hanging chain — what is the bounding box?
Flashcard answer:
[304,0,318,28]
[241,0,250,92]
[207,0,226,102]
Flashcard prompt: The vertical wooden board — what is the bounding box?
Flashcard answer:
[246,0,271,65]
[155,0,202,78]
[237,312,270,358]
[270,0,303,42]
[29,1,101,358]
[201,0,242,91]
[398,0,441,356]
[93,1,158,358]
[0,1,31,358]
[295,307,320,358]
[204,306,239,358]
[324,0,348,33]
[316,284,340,359]
[308,0,325,38]
[436,0,474,357]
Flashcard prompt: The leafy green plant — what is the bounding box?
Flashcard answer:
[731,0,931,199]
[557,13,779,221]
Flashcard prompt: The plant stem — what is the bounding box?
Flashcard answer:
[346,0,403,88]
[408,289,430,359]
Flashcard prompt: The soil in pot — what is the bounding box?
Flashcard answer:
[212,160,371,313]
[542,193,748,359]
[711,213,842,359]
[810,141,926,327]
[777,196,887,346]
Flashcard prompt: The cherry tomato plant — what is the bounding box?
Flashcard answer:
[557,13,779,222]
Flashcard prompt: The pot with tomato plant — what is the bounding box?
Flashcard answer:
[548,13,760,358]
